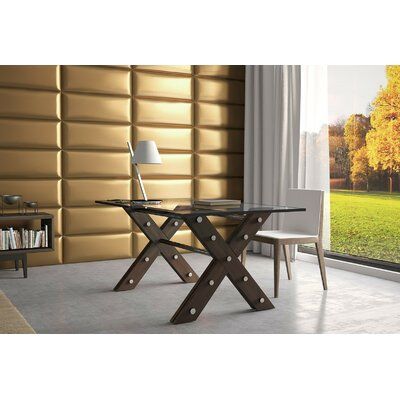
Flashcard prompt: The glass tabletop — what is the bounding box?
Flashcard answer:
[96,199,306,218]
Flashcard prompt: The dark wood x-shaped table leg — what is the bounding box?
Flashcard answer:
[171,211,274,324]
[114,208,199,291]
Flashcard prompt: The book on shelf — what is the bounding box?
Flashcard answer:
[0,227,49,251]
[9,227,17,249]
[193,199,242,206]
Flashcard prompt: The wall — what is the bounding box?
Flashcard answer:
[0,65,245,266]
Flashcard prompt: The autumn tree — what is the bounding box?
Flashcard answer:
[366,65,400,193]
[344,114,371,189]
[344,114,370,153]
[329,118,346,137]
[351,146,372,190]
[329,119,350,186]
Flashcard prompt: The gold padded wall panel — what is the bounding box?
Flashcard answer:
[135,99,192,126]
[195,65,245,80]
[0,119,60,149]
[195,103,244,128]
[139,154,192,178]
[40,207,62,236]
[63,122,131,150]
[0,66,59,90]
[63,151,131,178]
[63,179,131,206]
[0,149,61,178]
[195,178,243,200]
[106,66,131,70]
[62,66,131,95]
[135,66,192,74]
[207,215,238,227]
[195,154,244,177]
[0,179,61,206]
[134,71,192,100]
[133,230,192,255]
[133,179,192,199]
[216,225,236,239]
[0,88,60,119]
[29,236,63,266]
[193,66,245,249]
[134,126,192,152]
[0,65,244,265]
[195,128,244,153]
[195,78,245,105]
[63,207,131,235]
[63,93,131,123]
[63,233,132,263]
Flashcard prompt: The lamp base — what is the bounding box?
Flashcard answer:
[131,199,162,205]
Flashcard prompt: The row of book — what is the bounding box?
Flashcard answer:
[0,226,48,251]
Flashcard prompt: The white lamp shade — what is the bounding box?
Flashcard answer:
[132,140,162,164]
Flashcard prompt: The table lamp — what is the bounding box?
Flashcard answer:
[127,141,162,204]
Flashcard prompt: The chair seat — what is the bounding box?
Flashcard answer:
[255,230,318,241]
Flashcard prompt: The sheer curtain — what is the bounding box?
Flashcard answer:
[244,65,331,256]
[244,65,301,255]
[298,65,331,249]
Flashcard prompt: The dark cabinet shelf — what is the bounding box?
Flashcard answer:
[0,212,54,221]
[0,247,53,255]
[0,212,54,278]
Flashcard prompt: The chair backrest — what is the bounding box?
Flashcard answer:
[282,189,324,237]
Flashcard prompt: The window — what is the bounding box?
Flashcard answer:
[325,66,400,270]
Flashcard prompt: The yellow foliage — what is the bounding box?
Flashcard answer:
[366,65,400,174]
[351,146,370,184]
[344,114,369,155]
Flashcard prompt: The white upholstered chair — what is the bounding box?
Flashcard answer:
[242,189,328,298]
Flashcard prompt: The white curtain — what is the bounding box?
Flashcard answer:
[244,65,301,255]
[299,65,331,249]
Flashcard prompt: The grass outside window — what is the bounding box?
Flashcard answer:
[330,190,400,264]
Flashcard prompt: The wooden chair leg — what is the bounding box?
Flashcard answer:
[14,259,19,271]
[274,243,280,298]
[282,244,292,280]
[240,248,247,266]
[315,241,328,290]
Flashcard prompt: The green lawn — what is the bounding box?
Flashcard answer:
[330,190,400,264]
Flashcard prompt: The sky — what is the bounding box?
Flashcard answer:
[328,65,387,124]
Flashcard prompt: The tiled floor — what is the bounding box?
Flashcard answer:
[0,253,399,333]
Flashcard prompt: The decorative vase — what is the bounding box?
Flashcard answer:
[23,201,39,214]
[1,194,23,214]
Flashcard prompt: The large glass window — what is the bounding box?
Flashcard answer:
[327,65,400,266]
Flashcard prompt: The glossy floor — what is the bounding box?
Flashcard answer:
[0,253,399,333]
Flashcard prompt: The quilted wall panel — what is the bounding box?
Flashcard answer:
[61,66,132,263]
[132,66,194,252]
[0,65,244,266]
[0,66,62,265]
[194,66,245,236]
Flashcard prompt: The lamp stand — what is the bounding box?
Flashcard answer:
[133,163,148,201]
[128,141,148,201]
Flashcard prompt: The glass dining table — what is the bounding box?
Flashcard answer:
[95,199,305,324]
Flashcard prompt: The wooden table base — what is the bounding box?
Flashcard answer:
[170,212,274,324]
[114,209,199,291]
[115,208,274,324]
